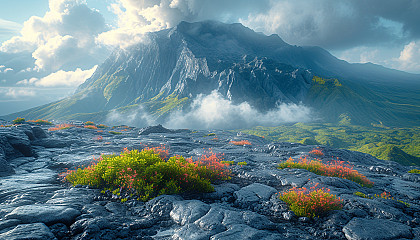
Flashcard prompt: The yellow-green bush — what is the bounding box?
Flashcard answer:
[12,117,25,124]
[64,147,231,201]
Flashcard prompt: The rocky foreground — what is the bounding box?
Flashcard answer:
[0,123,419,240]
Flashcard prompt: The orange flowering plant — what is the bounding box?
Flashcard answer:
[229,140,251,146]
[309,148,324,156]
[278,157,374,187]
[48,123,74,131]
[279,183,343,218]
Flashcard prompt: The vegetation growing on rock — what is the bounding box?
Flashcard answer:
[279,184,343,218]
[12,117,25,124]
[27,119,53,125]
[64,147,231,201]
[278,156,374,187]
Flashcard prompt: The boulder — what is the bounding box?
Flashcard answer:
[170,200,211,225]
[342,218,413,240]
[0,223,57,240]
[234,183,277,208]
[5,204,81,225]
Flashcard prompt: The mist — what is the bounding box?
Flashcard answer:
[104,91,312,130]
[105,105,156,127]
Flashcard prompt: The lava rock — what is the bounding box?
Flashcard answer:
[170,200,211,225]
[0,223,57,240]
[5,204,81,225]
[234,183,277,208]
[0,154,14,177]
[342,218,413,240]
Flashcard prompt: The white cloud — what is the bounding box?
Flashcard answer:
[0,18,22,40]
[96,0,270,48]
[396,41,420,72]
[34,65,97,87]
[3,68,13,73]
[335,42,420,73]
[4,88,36,98]
[165,91,311,129]
[16,78,39,85]
[104,90,312,129]
[0,0,108,71]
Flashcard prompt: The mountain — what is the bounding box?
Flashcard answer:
[4,21,420,127]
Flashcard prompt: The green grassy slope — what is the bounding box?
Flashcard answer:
[240,123,420,166]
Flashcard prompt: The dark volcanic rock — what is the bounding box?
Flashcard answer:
[0,223,57,240]
[342,218,413,240]
[0,154,14,177]
[5,204,81,225]
[1,124,419,240]
[139,124,189,135]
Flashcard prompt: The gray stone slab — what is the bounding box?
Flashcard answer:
[342,218,413,240]
[5,204,81,225]
[0,223,57,240]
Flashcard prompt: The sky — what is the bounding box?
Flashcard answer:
[0,0,419,116]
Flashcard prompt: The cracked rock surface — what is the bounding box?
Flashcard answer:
[0,123,419,240]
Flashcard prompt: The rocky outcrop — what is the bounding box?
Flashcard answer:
[1,124,419,239]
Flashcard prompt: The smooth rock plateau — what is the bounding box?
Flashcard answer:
[0,123,419,240]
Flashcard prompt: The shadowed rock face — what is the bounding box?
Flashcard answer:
[0,124,420,239]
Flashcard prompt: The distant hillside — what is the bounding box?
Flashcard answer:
[3,21,420,127]
[240,123,420,166]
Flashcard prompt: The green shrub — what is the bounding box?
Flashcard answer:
[28,119,53,125]
[354,191,410,207]
[205,133,216,137]
[85,121,95,125]
[97,124,108,129]
[109,131,123,135]
[237,161,247,166]
[408,169,420,174]
[279,184,343,218]
[221,161,235,165]
[12,117,25,124]
[64,147,231,201]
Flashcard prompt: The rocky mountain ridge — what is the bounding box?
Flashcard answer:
[0,122,419,239]
[5,21,420,126]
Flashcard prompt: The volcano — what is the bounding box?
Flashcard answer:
[5,21,419,127]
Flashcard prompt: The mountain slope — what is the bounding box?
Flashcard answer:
[4,21,420,127]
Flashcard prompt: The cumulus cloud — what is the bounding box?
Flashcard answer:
[0,0,108,71]
[96,0,270,48]
[16,78,39,85]
[396,41,420,73]
[241,0,419,49]
[34,65,97,87]
[335,41,420,73]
